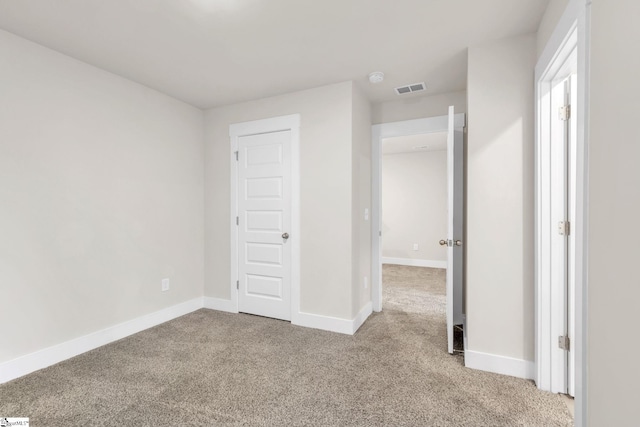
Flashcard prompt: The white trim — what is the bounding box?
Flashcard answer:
[372,113,465,312]
[229,114,301,321]
[289,124,302,325]
[575,5,590,427]
[536,0,582,79]
[229,115,300,137]
[351,302,373,334]
[0,298,203,384]
[535,1,590,426]
[381,257,447,269]
[203,297,238,313]
[465,350,535,380]
[293,302,373,336]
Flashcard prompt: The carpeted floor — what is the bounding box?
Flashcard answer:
[0,265,573,426]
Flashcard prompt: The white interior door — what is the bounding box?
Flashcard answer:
[446,105,464,354]
[237,130,292,321]
[550,74,577,396]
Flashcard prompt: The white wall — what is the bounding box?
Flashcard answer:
[466,34,536,362]
[588,0,639,423]
[204,81,370,321]
[0,30,205,364]
[351,84,373,316]
[382,151,447,264]
[372,90,467,124]
[537,0,571,57]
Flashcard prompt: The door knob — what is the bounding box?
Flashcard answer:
[455,240,462,246]
[439,239,447,246]
[282,232,289,240]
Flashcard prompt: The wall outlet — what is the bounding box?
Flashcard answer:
[364,208,369,221]
[413,243,419,251]
[161,278,170,292]
[364,276,368,289]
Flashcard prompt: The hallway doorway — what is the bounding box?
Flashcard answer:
[372,108,465,354]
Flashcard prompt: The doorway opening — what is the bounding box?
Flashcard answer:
[535,12,591,427]
[536,28,578,395]
[535,2,590,424]
[372,107,466,354]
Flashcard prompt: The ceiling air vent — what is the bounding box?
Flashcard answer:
[394,82,426,95]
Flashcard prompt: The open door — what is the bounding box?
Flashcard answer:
[445,105,464,354]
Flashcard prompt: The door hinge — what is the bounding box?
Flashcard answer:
[559,105,571,121]
[234,151,239,161]
[236,280,239,290]
[558,335,570,351]
[558,221,570,236]
[236,216,239,226]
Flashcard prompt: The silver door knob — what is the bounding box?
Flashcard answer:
[282,232,289,240]
[455,240,462,246]
[439,239,447,246]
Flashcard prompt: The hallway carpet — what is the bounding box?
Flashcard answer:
[0,265,572,426]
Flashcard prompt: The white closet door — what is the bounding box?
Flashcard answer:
[237,130,292,321]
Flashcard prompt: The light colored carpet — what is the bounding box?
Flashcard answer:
[0,265,573,426]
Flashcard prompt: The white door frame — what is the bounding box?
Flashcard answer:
[371,114,465,312]
[535,0,590,425]
[230,114,301,321]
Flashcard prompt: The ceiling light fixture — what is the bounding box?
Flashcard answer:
[368,72,385,84]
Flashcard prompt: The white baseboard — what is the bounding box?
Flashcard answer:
[465,350,535,380]
[382,257,447,269]
[293,312,353,335]
[0,298,203,384]
[203,296,237,313]
[293,301,373,335]
[1,296,374,384]
[352,301,373,334]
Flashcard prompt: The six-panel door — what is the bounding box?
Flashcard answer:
[237,130,292,321]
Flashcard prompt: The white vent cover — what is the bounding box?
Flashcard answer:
[394,82,426,95]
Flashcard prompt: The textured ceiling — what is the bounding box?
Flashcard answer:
[0,0,549,109]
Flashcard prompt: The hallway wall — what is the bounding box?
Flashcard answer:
[587,0,639,423]
[466,34,537,371]
[382,150,447,265]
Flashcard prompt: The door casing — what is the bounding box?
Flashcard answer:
[535,0,591,424]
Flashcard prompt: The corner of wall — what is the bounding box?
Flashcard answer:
[350,82,373,319]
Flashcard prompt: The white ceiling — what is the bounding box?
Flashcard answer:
[0,0,549,109]
[382,132,448,155]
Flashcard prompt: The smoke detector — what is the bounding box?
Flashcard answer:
[395,82,426,95]
[368,72,385,84]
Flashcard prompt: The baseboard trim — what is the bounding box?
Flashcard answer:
[0,298,203,385]
[382,257,447,269]
[292,301,373,335]
[293,312,353,335]
[2,296,374,383]
[352,301,373,334]
[465,350,535,380]
[203,296,237,313]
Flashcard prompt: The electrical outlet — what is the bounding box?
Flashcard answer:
[364,208,369,221]
[161,278,170,292]
[413,243,419,251]
[364,276,368,289]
